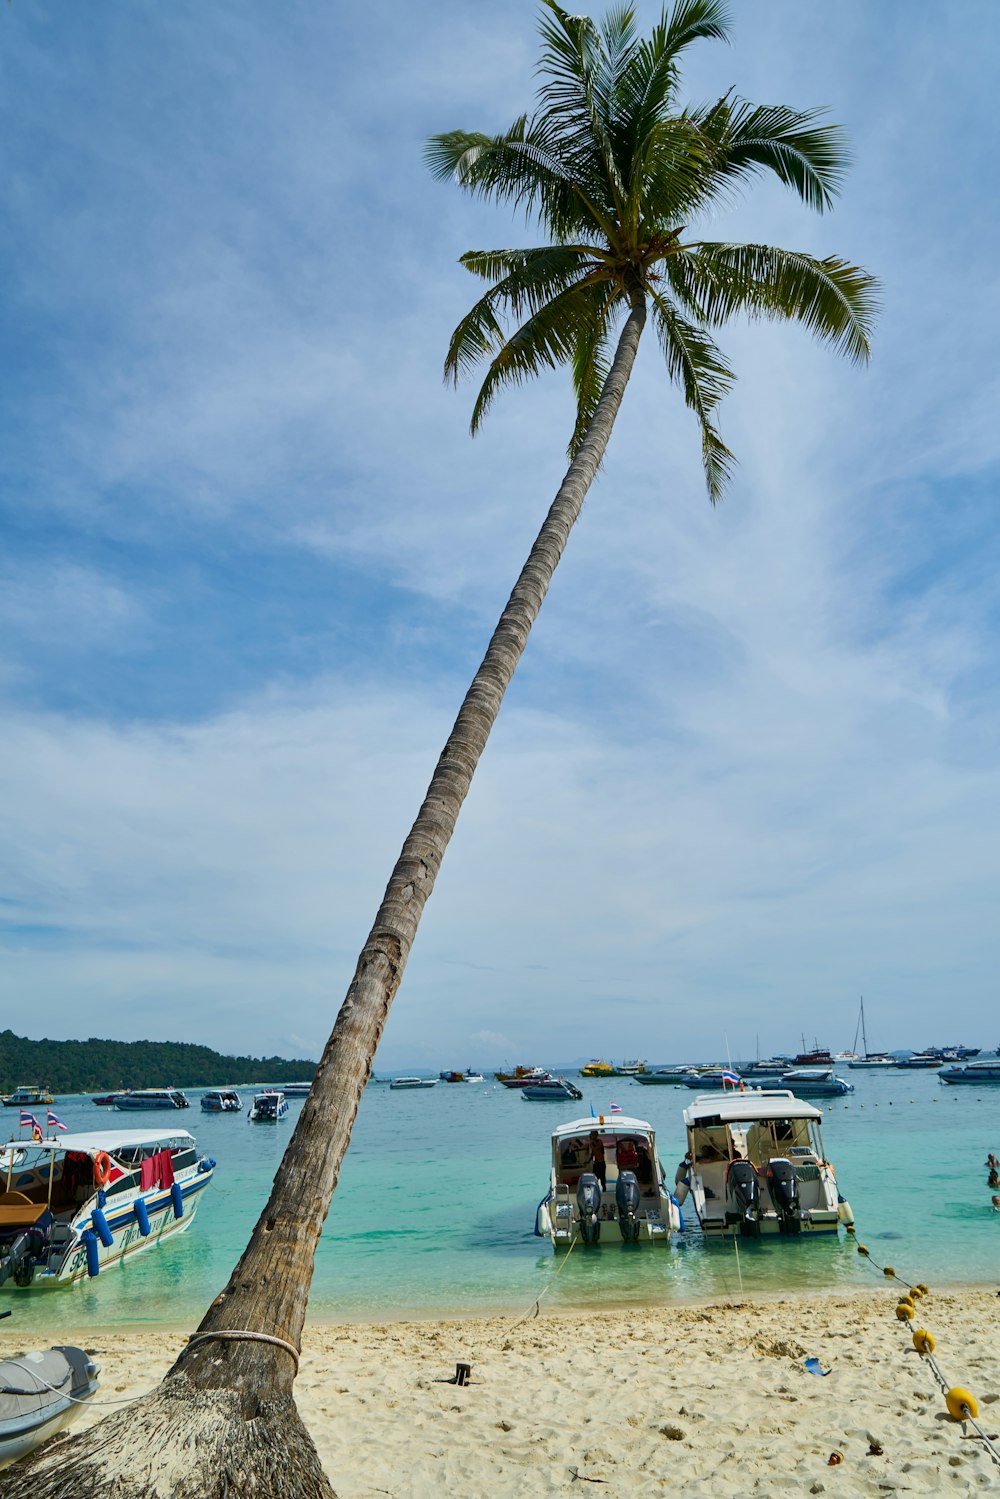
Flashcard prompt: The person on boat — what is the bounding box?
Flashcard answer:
[589,1132,607,1190]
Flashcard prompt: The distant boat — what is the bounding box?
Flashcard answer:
[201,1089,242,1113]
[114,1089,190,1111]
[439,1071,464,1083]
[609,1060,647,1076]
[780,1068,854,1097]
[389,1077,437,1090]
[248,1090,288,1122]
[521,1077,584,1101]
[847,996,896,1068]
[633,1068,690,1085]
[1,1087,55,1109]
[281,1083,312,1097]
[465,1069,485,1083]
[580,1060,614,1077]
[495,1066,550,1088]
[938,1061,1000,1085]
[0,1345,99,1468]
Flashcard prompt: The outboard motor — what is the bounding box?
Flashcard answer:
[576,1172,602,1244]
[615,1170,641,1243]
[726,1159,761,1236]
[766,1158,801,1234]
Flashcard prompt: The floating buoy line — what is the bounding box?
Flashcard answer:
[854,1239,1000,1469]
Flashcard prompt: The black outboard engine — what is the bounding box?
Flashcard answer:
[576,1172,602,1244]
[726,1159,761,1236]
[766,1158,801,1234]
[615,1170,641,1243]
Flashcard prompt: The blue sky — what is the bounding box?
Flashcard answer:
[2,1,999,1067]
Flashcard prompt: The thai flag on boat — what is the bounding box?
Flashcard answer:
[46,1110,68,1132]
[721,1070,741,1089]
[20,1111,42,1140]
[609,1102,622,1113]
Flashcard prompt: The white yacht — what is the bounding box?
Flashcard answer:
[679,1091,852,1238]
[534,1114,682,1248]
[389,1076,437,1090]
[0,1127,214,1289]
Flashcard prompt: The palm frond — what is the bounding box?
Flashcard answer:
[444,247,601,384]
[714,101,849,212]
[668,242,879,362]
[425,120,616,241]
[568,282,621,456]
[468,278,620,434]
[649,287,736,501]
[537,0,628,216]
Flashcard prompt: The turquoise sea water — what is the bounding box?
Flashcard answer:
[6,1064,999,1337]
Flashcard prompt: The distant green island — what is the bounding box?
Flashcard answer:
[0,1029,317,1096]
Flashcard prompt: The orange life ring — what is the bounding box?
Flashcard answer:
[93,1151,112,1186]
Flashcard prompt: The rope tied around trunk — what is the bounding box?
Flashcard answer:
[185,1330,301,1372]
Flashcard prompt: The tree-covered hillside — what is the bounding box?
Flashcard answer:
[0,1030,317,1095]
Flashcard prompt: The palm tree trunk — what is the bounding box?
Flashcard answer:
[6,295,647,1499]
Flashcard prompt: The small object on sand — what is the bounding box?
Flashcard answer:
[804,1358,831,1377]
[827,1451,844,1465]
[451,1362,471,1386]
[867,1441,884,1455]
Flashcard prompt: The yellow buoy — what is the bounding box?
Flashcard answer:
[857,1244,869,1257]
[912,1328,935,1354]
[946,1387,978,1421]
[897,1295,915,1310]
[916,1283,929,1296]
[895,1303,914,1321]
[883,1266,896,1278]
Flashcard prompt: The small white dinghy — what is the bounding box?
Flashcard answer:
[0,1344,99,1468]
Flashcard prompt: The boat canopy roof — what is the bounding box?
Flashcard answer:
[10,1129,196,1156]
[551,1115,654,1141]
[683,1090,822,1126]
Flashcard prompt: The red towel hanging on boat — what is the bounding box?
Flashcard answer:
[139,1156,157,1191]
[155,1149,175,1189]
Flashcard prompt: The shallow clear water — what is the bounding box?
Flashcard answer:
[6,1064,1000,1337]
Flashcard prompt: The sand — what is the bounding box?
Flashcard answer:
[5,1288,999,1495]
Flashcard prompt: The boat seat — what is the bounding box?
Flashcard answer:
[0,1197,48,1227]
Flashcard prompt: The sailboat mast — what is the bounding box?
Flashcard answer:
[860,995,868,1057]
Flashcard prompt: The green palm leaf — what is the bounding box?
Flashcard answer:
[649,287,736,501]
[433,0,877,500]
[670,242,878,362]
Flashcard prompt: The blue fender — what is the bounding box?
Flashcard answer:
[91,1208,114,1248]
[82,1228,100,1277]
[134,1197,151,1237]
[170,1182,184,1219]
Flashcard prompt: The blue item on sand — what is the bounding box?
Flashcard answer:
[804,1357,831,1376]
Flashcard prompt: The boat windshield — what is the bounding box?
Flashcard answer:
[689,1114,820,1168]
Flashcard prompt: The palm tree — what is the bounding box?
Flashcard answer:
[10,4,875,1495]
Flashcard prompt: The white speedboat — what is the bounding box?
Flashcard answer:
[0,1344,99,1468]
[0,1127,215,1289]
[248,1091,288,1122]
[534,1114,681,1248]
[200,1089,242,1112]
[389,1077,437,1090]
[679,1090,852,1238]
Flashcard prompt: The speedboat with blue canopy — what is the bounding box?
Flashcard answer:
[0,1127,215,1291]
[534,1114,681,1248]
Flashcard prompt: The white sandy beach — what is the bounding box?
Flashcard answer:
[7,1286,998,1496]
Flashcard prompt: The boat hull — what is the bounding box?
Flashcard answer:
[1,1170,214,1291]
